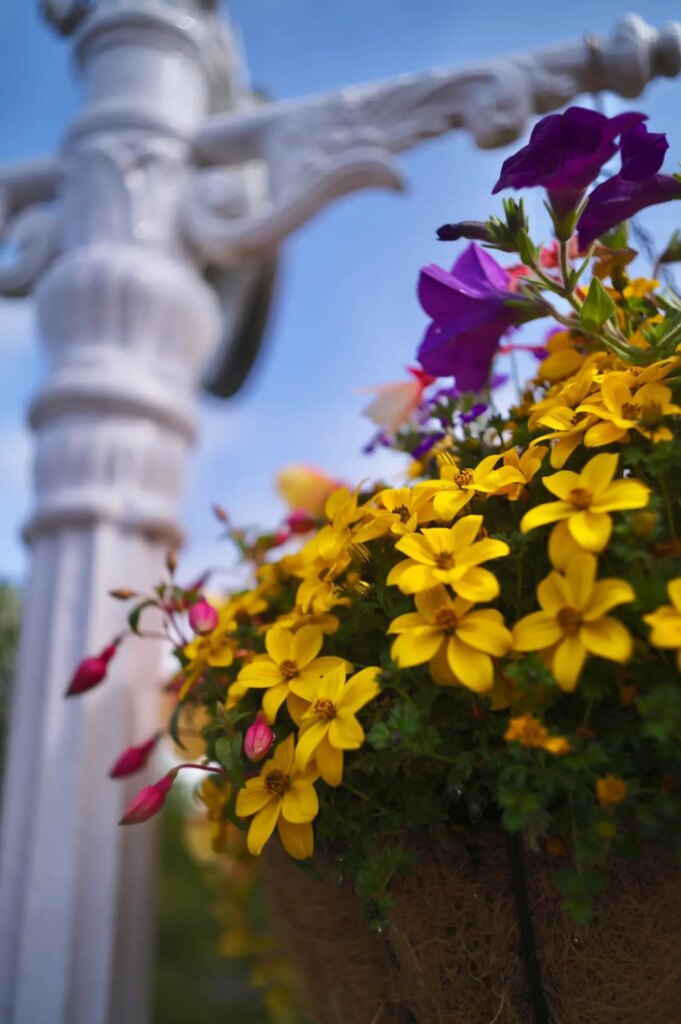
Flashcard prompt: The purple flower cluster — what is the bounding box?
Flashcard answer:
[415,106,680,396]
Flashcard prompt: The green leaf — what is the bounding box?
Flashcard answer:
[580,278,616,331]
[215,735,237,771]
[127,599,157,636]
[168,701,185,751]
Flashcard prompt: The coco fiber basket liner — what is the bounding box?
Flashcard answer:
[263,833,681,1024]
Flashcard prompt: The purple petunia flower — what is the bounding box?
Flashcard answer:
[493,106,647,218]
[417,244,526,392]
[577,122,681,248]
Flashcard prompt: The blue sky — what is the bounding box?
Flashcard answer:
[1,0,681,582]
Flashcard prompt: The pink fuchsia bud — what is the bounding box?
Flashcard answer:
[109,734,161,779]
[119,773,175,825]
[65,640,119,697]
[285,509,317,535]
[244,713,274,763]
[188,598,219,636]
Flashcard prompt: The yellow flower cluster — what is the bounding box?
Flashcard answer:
[504,714,571,755]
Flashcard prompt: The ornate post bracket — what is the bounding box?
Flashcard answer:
[0,159,60,296]
[183,13,681,265]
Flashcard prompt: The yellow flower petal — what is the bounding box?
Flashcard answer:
[450,515,484,549]
[456,614,512,656]
[388,611,429,633]
[265,626,292,664]
[294,720,329,769]
[564,553,598,610]
[414,585,454,623]
[583,579,635,620]
[272,734,296,772]
[537,572,571,614]
[521,501,571,533]
[458,537,510,567]
[236,780,271,817]
[277,818,314,860]
[543,470,581,500]
[567,510,612,552]
[447,636,493,692]
[579,618,632,662]
[387,560,437,593]
[513,611,563,651]
[239,660,285,688]
[432,489,473,520]
[452,566,500,603]
[551,635,586,691]
[314,736,343,786]
[328,711,364,749]
[262,682,290,722]
[281,780,319,823]
[592,479,649,513]
[292,625,324,667]
[584,421,627,447]
[391,628,442,667]
[579,452,619,496]
[338,667,381,714]
[247,798,281,856]
[394,533,437,563]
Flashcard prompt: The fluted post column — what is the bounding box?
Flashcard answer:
[0,7,220,1023]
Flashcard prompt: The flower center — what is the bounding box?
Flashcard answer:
[435,551,454,570]
[264,768,290,796]
[393,504,411,523]
[454,469,474,488]
[567,487,592,511]
[279,659,299,680]
[557,606,582,634]
[620,401,640,421]
[312,697,336,722]
[434,608,458,633]
[570,411,587,426]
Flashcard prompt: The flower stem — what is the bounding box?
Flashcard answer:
[659,470,676,539]
[342,780,370,801]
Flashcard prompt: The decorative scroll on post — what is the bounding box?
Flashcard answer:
[0,4,679,1023]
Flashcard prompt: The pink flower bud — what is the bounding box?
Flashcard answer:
[65,640,119,697]
[244,713,274,762]
[286,509,317,535]
[188,598,219,636]
[119,774,174,825]
[109,734,161,779]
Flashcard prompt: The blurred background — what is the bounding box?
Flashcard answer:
[1,1,680,1020]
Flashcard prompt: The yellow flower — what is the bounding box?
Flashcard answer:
[237,625,345,722]
[388,585,512,693]
[513,552,635,691]
[275,606,340,634]
[180,608,237,698]
[416,453,525,520]
[504,714,571,755]
[387,515,510,601]
[236,735,318,859]
[520,452,649,552]
[643,579,681,671]
[294,665,381,785]
[623,277,659,299]
[580,374,681,446]
[306,486,369,562]
[596,774,628,810]
[495,446,549,500]
[354,486,432,540]
[536,330,585,383]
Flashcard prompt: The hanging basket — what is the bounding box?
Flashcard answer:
[263,832,681,1024]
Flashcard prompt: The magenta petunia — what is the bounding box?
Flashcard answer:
[417,244,528,392]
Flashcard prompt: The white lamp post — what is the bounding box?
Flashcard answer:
[0,4,679,1022]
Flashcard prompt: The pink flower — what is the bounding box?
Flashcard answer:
[109,734,161,779]
[188,598,219,636]
[285,510,317,535]
[243,713,274,763]
[65,640,119,697]
[119,774,175,825]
